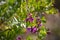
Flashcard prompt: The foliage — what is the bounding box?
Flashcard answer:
[0,0,57,40]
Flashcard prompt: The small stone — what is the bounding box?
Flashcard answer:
[47,31,51,35]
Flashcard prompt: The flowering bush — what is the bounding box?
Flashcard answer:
[0,0,57,40]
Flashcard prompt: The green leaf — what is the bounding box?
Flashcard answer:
[26,36,33,40]
[6,0,16,5]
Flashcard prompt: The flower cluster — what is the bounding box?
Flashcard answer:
[27,26,37,33]
[36,16,42,27]
[26,13,34,23]
[16,13,51,40]
[26,13,42,33]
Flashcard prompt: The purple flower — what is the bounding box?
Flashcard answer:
[27,27,31,32]
[26,27,37,33]
[26,18,29,22]
[36,17,41,27]
[26,13,34,22]
[31,27,37,33]
[26,17,34,22]
[16,35,21,40]
[36,19,41,23]
[26,27,32,34]
[29,17,34,22]
[38,23,41,27]
[36,16,41,23]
